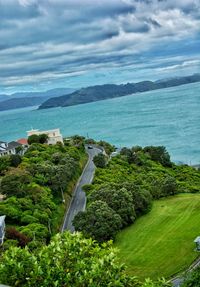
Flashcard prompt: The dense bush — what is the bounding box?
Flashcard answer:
[74,145,200,242]
[182,267,200,287]
[27,133,48,145]
[0,142,86,246]
[73,200,122,242]
[93,153,107,168]
[0,231,172,287]
[88,185,136,227]
[6,227,30,247]
[0,232,136,287]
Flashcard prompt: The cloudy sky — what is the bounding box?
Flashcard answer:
[0,0,200,94]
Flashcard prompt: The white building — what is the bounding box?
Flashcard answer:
[27,128,63,145]
[0,141,22,157]
[0,216,6,245]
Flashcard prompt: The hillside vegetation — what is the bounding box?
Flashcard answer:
[0,139,200,286]
[74,145,200,243]
[0,140,87,249]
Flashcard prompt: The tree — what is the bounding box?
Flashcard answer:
[120,147,132,158]
[27,134,40,145]
[71,135,85,148]
[97,140,115,155]
[9,154,22,167]
[73,200,122,242]
[120,147,144,165]
[123,182,152,216]
[182,266,200,287]
[143,146,172,167]
[93,153,107,168]
[38,134,48,144]
[6,227,30,247]
[0,169,32,198]
[27,134,48,145]
[0,197,22,224]
[0,232,136,287]
[89,186,136,227]
[161,176,178,196]
[0,156,10,175]
[19,223,49,241]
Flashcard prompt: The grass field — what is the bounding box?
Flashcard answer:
[115,194,200,280]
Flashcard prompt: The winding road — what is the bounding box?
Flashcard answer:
[171,257,200,287]
[61,145,101,233]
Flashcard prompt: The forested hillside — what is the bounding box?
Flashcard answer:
[0,139,87,248]
[74,145,200,242]
[0,139,199,286]
[39,74,200,109]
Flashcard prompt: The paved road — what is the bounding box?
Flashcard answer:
[61,145,101,232]
[171,257,200,287]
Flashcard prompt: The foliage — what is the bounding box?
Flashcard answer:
[70,135,85,148]
[88,185,136,227]
[0,169,32,197]
[0,232,137,287]
[123,182,152,216]
[0,142,86,246]
[97,140,115,155]
[143,146,172,167]
[27,134,48,145]
[6,227,30,247]
[74,145,200,243]
[142,278,171,287]
[9,154,22,167]
[73,200,122,242]
[93,153,107,168]
[0,156,10,175]
[182,266,200,287]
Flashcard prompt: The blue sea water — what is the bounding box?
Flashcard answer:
[1,82,200,164]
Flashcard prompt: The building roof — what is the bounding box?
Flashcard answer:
[17,138,28,145]
[7,141,21,149]
[0,216,5,227]
[194,236,200,243]
[0,141,21,154]
[0,147,6,151]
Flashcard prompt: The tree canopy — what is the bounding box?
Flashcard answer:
[0,231,171,287]
[0,232,136,287]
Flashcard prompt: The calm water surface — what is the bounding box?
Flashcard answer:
[1,82,200,164]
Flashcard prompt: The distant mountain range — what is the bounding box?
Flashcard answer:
[39,74,200,110]
[0,88,75,111]
[1,74,200,112]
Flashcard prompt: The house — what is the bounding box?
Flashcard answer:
[194,236,200,251]
[27,128,64,145]
[0,141,22,157]
[0,216,6,245]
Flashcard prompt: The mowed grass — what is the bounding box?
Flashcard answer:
[115,194,200,280]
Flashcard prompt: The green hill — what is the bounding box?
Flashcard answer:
[115,193,200,280]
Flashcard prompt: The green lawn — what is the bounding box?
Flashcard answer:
[115,194,200,280]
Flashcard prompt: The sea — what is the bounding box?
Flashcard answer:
[1,82,200,165]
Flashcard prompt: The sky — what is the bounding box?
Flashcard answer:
[0,0,200,94]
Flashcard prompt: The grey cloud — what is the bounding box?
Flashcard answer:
[0,0,200,90]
